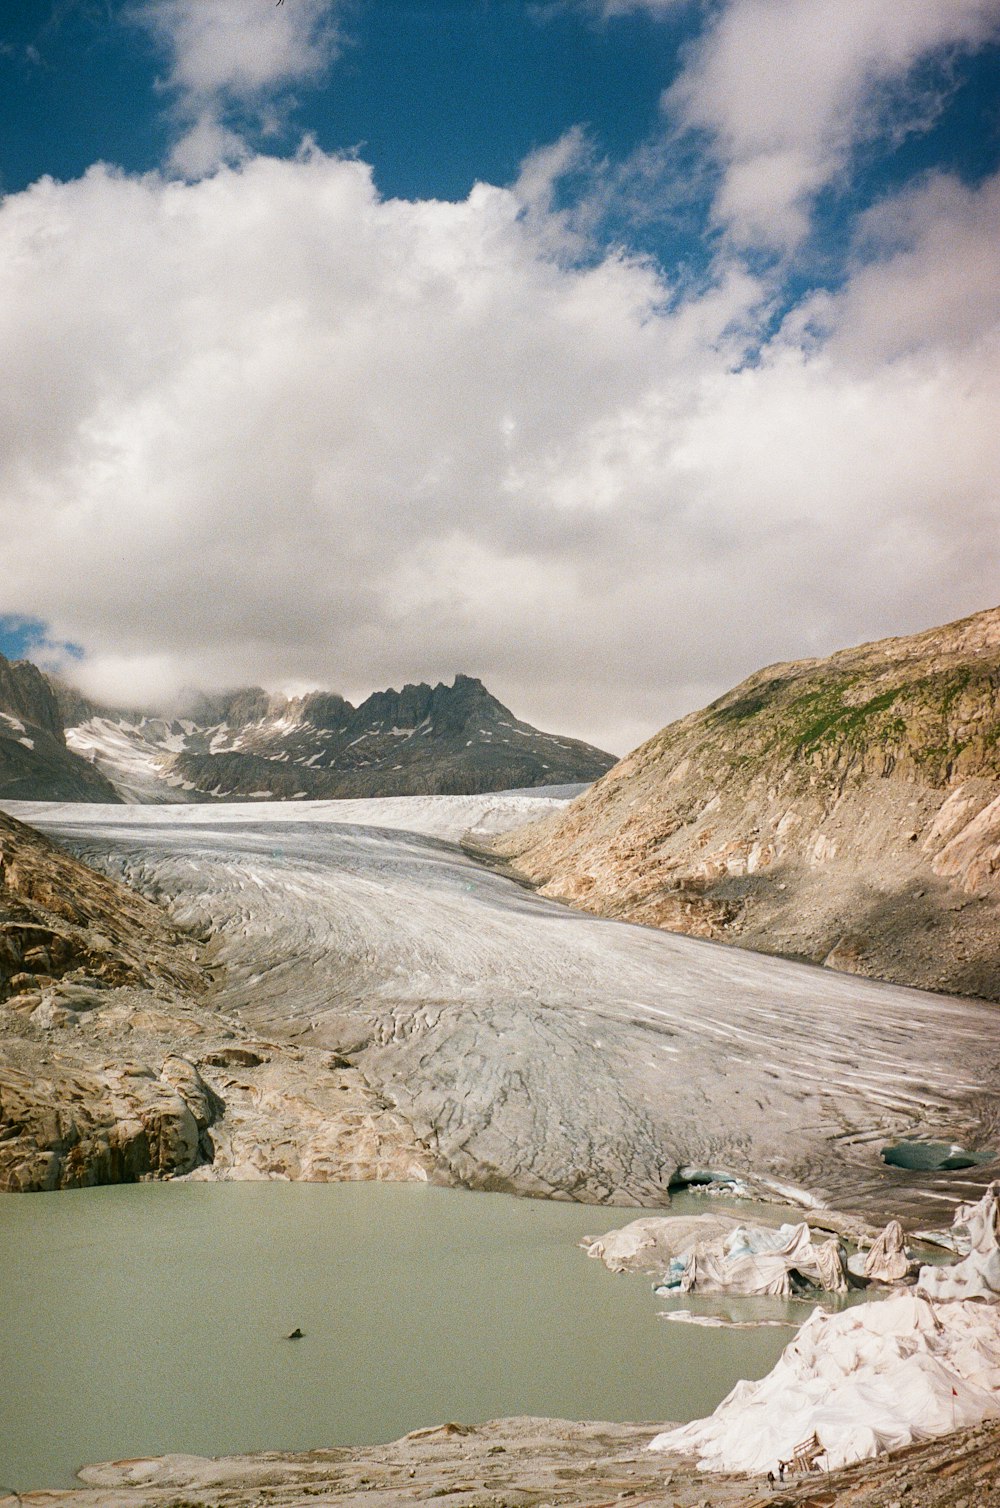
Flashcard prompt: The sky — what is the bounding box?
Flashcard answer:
[0,1,998,754]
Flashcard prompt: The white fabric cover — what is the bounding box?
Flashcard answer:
[650,1293,1000,1473]
[918,1182,1000,1302]
[650,1185,1000,1475]
[678,1223,848,1298]
[584,1214,847,1294]
[863,1219,912,1284]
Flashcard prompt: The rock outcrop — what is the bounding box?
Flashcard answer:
[48,671,614,802]
[0,809,435,1191]
[0,808,202,1001]
[0,1045,217,1190]
[0,653,120,802]
[494,604,1000,1000]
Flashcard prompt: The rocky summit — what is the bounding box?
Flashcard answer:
[493,604,1000,1001]
[46,671,614,802]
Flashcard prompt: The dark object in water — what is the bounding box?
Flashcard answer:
[287,1327,304,1339]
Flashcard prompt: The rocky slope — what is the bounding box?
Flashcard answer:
[0,655,120,802]
[52,672,614,802]
[493,605,1000,1001]
[0,809,434,1190]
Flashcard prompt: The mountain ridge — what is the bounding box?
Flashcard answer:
[4,665,614,803]
[0,657,121,803]
[492,604,1000,1001]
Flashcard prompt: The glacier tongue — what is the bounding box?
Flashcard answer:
[9,795,1000,1218]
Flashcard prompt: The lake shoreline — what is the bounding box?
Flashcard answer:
[6,1413,1000,1507]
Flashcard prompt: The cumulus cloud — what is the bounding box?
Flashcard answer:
[0,147,997,752]
[661,0,1000,249]
[133,0,344,174]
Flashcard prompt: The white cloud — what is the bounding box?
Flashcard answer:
[167,110,250,178]
[662,0,1000,249]
[833,171,1000,364]
[0,150,997,753]
[133,0,344,175]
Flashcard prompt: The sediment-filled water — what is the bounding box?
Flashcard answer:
[0,1181,812,1491]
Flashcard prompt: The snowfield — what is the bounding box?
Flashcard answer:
[9,792,1000,1216]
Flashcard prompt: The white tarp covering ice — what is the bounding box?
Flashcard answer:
[584,1214,848,1297]
[917,1180,1000,1302]
[852,1219,914,1285]
[650,1292,1000,1473]
[676,1222,848,1298]
[651,1185,1000,1475]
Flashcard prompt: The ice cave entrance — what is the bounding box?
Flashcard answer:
[881,1140,993,1172]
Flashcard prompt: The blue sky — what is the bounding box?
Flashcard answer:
[1,1,999,749]
[3,4,997,275]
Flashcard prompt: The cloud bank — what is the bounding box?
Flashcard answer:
[1,135,997,753]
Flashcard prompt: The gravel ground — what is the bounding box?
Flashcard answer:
[4,1415,999,1507]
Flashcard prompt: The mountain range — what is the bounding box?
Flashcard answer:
[0,662,615,803]
[494,604,1000,1002]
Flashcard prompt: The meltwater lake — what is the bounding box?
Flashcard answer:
[0,1182,814,1491]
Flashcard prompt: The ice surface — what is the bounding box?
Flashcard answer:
[7,788,578,843]
[8,794,1000,1215]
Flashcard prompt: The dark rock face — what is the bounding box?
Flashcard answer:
[0,808,217,1190]
[0,654,121,802]
[50,672,615,801]
[496,604,1000,1001]
[0,1053,211,1191]
[0,657,63,738]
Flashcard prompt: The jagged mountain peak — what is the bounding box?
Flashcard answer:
[5,665,614,804]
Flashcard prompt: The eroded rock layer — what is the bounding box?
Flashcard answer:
[493,604,1000,1000]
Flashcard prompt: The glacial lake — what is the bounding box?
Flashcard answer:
[1,1181,821,1491]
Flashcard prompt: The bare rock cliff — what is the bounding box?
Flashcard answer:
[494,605,1000,1001]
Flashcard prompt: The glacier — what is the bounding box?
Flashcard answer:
[7,792,999,1219]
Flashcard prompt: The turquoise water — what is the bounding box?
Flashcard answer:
[0,1181,809,1491]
